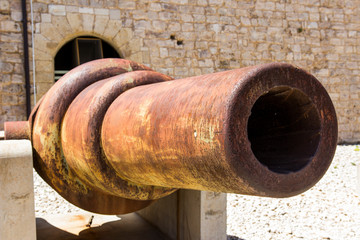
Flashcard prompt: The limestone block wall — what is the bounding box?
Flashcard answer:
[0,0,359,143]
[0,1,27,123]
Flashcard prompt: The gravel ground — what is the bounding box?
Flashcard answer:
[34,145,360,239]
[33,172,86,216]
[228,145,360,240]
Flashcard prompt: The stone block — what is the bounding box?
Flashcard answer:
[41,13,51,23]
[149,3,162,11]
[152,20,167,32]
[198,59,214,67]
[193,14,206,22]
[36,60,53,72]
[142,50,150,64]
[10,11,22,21]
[33,34,50,52]
[182,23,194,31]
[0,32,22,43]
[240,17,251,26]
[1,94,18,105]
[134,20,151,30]
[32,2,47,13]
[40,23,62,42]
[93,15,109,35]
[36,82,54,98]
[52,16,72,38]
[174,67,189,76]
[118,1,136,9]
[88,0,104,8]
[94,8,109,15]
[0,62,14,74]
[65,5,79,12]
[79,7,94,14]
[128,51,143,63]
[11,74,23,83]
[103,20,123,39]
[112,28,132,48]
[138,190,226,240]
[3,83,25,94]
[0,140,36,240]
[201,67,214,74]
[0,1,10,11]
[49,5,66,16]
[109,9,120,19]
[167,22,181,32]
[128,38,143,51]
[0,20,21,32]
[200,192,227,240]
[160,47,168,58]
[82,14,95,32]
[66,13,82,32]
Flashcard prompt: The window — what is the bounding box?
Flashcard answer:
[54,36,121,81]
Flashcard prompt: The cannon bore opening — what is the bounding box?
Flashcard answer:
[247,86,321,174]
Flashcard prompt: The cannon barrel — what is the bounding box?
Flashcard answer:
[4,59,337,214]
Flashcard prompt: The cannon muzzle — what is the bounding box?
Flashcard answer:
[4,59,337,214]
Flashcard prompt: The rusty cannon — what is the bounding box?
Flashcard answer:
[4,59,337,215]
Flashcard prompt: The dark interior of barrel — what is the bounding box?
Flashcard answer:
[247,86,321,174]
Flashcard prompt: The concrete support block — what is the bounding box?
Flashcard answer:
[198,191,227,240]
[138,190,226,240]
[0,140,36,240]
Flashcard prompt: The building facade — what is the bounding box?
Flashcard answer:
[0,0,359,142]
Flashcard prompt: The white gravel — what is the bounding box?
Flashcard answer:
[34,145,360,239]
[33,172,85,216]
[228,145,360,240]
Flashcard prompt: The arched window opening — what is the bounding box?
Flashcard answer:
[54,36,121,81]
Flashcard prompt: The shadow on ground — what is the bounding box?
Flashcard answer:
[36,215,170,240]
[227,235,246,240]
[37,215,245,240]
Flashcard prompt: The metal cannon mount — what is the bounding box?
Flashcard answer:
[4,59,337,214]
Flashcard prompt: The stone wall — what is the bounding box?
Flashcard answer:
[0,0,359,143]
[0,0,27,123]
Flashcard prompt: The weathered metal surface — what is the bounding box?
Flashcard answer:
[61,70,176,200]
[32,59,155,214]
[3,59,337,214]
[4,121,30,140]
[102,63,337,197]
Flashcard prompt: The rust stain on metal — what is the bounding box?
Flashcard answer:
[3,59,338,214]
[31,59,156,214]
[4,121,30,140]
[101,63,336,197]
[61,70,176,201]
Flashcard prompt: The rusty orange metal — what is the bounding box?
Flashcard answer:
[102,63,337,197]
[61,70,176,201]
[4,121,30,140]
[3,59,337,214]
[31,59,156,214]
